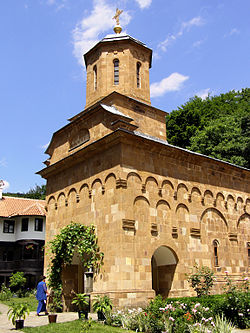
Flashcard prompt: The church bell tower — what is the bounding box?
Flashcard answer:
[84,10,152,109]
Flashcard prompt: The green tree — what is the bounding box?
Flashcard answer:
[4,184,46,200]
[166,88,250,168]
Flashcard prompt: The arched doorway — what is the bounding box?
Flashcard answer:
[151,246,178,298]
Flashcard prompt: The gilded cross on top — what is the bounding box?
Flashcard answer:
[113,8,123,25]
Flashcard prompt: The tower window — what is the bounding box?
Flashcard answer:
[93,65,97,90]
[137,62,141,88]
[114,59,119,85]
[248,242,250,266]
[213,240,219,267]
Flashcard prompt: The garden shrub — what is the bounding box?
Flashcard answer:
[186,265,215,297]
[220,274,250,329]
[9,271,26,297]
[0,283,12,301]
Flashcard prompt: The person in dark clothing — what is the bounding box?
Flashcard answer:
[36,275,49,316]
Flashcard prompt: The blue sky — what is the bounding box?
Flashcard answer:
[1,0,249,193]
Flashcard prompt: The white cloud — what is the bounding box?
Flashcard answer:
[135,0,152,9]
[196,88,210,100]
[150,73,189,98]
[224,28,240,37]
[72,0,131,66]
[0,158,7,167]
[158,16,204,52]
[41,143,49,150]
[192,39,204,48]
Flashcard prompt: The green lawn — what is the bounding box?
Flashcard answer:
[22,320,133,332]
[1,295,37,311]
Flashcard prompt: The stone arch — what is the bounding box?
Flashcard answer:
[245,198,250,215]
[134,196,150,226]
[201,208,228,229]
[237,213,250,230]
[156,200,171,225]
[79,183,90,200]
[67,188,77,205]
[57,192,66,208]
[236,197,244,212]
[105,173,116,204]
[91,178,103,190]
[203,190,214,206]
[48,196,56,205]
[47,196,56,213]
[191,187,202,203]
[134,196,150,207]
[145,176,158,191]
[127,172,142,193]
[127,172,142,183]
[105,173,116,184]
[161,180,174,197]
[226,194,235,213]
[177,183,189,201]
[215,192,225,209]
[201,208,228,268]
[151,246,178,298]
[237,214,250,264]
[176,203,189,223]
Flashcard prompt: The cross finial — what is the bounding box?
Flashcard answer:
[113,8,123,26]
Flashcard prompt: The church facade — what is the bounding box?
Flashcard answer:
[38,24,250,308]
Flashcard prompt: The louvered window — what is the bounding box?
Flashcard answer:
[114,59,119,85]
[137,62,141,88]
[93,65,97,90]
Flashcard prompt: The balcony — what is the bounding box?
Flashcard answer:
[0,259,43,273]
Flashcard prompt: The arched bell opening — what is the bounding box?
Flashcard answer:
[151,246,178,298]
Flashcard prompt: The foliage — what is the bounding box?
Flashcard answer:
[4,184,46,200]
[186,265,215,297]
[9,271,27,297]
[7,302,30,325]
[92,295,112,315]
[72,293,89,312]
[47,222,104,301]
[81,318,92,333]
[166,88,250,168]
[212,314,235,333]
[220,273,250,329]
[48,289,63,313]
[21,319,134,332]
[0,283,12,301]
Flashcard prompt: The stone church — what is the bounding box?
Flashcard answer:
[38,19,250,308]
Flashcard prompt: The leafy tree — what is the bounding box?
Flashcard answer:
[4,184,46,200]
[9,272,27,297]
[166,88,250,168]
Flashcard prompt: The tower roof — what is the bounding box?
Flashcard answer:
[83,32,152,68]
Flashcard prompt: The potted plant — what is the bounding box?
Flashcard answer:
[72,293,90,319]
[48,290,62,323]
[92,295,112,321]
[7,303,30,330]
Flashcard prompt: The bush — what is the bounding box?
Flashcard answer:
[220,274,250,329]
[186,265,215,297]
[9,272,26,297]
[0,283,12,301]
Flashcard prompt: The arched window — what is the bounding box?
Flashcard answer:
[213,240,219,266]
[247,242,250,266]
[137,62,141,88]
[114,59,119,85]
[93,65,97,90]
